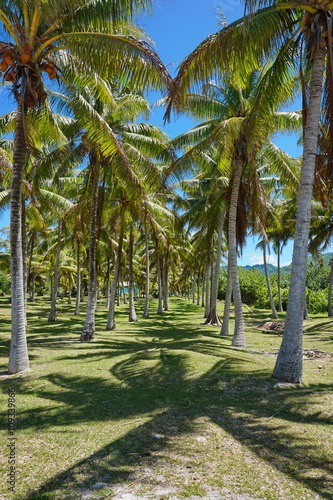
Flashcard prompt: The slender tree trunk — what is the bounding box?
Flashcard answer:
[304,299,310,320]
[128,223,138,322]
[273,47,325,383]
[48,220,62,323]
[328,259,333,316]
[29,272,35,302]
[106,207,125,330]
[191,275,196,303]
[122,281,127,304]
[201,272,205,308]
[221,255,232,336]
[196,277,200,306]
[143,224,150,318]
[204,263,211,318]
[277,242,283,312]
[204,212,224,326]
[81,160,100,341]
[74,244,81,315]
[229,156,246,347]
[163,256,170,311]
[8,102,29,373]
[105,256,111,310]
[263,243,278,319]
[157,253,163,314]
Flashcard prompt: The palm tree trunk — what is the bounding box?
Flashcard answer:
[328,259,333,316]
[221,254,232,336]
[106,206,125,330]
[273,46,325,383]
[191,274,196,303]
[128,223,138,322]
[105,255,111,310]
[163,256,170,311]
[204,262,211,318]
[263,243,278,319]
[48,219,62,322]
[205,212,224,326]
[201,272,205,308]
[81,160,100,341]
[143,224,150,318]
[8,101,29,374]
[157,253,163,314]
[74,243,81,315]
[229,157,246,348]
[277,242,283,312]
[196,277,200,306]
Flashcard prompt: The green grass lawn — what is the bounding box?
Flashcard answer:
[0,297,333,500]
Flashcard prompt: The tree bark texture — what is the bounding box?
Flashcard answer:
[229,157,246,347]
[273,46,325,383]
[8,101,30,374]
[81,160,100,340]
[204,212,224,326]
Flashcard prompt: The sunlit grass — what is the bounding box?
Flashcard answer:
[0,297,332,499]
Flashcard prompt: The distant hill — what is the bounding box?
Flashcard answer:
[242,252,333,275]
[243,263,278,274]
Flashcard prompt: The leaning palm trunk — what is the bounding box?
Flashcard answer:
[48,219,62,323]
[263,243,278,319]
[273,47,325,383]
[74,244,81,315]
[204,212,224,325]
[81,161,100,341]
[328,259,333,316]
[229,157,246,347]
[106,207,125,330]
[143,224,150,318]
[128,224,138,322]
[8,102,29,374]
[220,254,232,336]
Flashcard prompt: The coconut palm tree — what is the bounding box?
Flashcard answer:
[165,0,333,381]
[0,0,171,372]
[165,66,300,347]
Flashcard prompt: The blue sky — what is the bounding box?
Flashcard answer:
[138,0,301,267]
[0,0,303,267]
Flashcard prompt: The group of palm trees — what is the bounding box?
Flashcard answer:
[1,0,333,384]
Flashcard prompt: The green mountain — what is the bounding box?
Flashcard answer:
[242,252,333,275]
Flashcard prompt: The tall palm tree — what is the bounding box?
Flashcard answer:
[166,69,300,347]
[0,0,171,372]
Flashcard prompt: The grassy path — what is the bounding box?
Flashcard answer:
[0,297,333,499]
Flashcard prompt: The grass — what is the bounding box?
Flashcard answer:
[0,297,333,500]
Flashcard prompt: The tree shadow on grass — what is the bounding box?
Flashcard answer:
[6,347,332,499]
[1,299,333,499]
